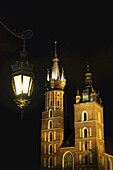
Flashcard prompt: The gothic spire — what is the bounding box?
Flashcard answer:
[52,41,60,80]
[45,41,66,90]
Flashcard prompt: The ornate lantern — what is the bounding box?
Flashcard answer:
[11,38,34,120]
[11,48,34,106]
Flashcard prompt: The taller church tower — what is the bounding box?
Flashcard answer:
[41,41,66,169]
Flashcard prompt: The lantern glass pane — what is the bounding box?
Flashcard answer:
[14,75,22,95]
[28,78,33,96]
[23,75,30,94]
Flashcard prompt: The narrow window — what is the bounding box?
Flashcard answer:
[85,141,87,150]
[82,111,88,121]
[57,100,60,106]
[50,157,52,167]
[85,155,88,164]
[50,145,52,154]
[48,120,53,129]
[84,129,87,138]
[50,121,52,129]
[50,132,52,141]
[84,112,87,121]
[49,110,53,118]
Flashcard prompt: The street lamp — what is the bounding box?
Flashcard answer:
[11,40,34,119]
[0,21,34,120]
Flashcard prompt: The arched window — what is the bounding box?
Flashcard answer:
[48,120,53,129]
[49,109,53,118]
[83,127,88,138]
[82,111,88,121]
[62,151,74,170]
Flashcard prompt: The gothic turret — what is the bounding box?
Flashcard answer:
[45,41,66,90]
[75,64,102,105]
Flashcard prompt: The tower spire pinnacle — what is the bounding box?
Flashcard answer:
[54,41,57,58]
[87,64,90,72]
[85,64,93,89]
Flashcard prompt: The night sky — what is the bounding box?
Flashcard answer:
[0,2,113,170]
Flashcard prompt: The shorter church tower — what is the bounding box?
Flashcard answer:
[74,65,105,169]
[41,41,66,169]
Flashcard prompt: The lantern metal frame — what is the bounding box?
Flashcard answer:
[11,56,34,110]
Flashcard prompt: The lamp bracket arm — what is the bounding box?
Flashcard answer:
[0,21,33,40]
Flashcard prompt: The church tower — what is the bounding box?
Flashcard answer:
[74,65,105,169]
[41,41,66,169]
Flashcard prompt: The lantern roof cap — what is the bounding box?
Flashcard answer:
[11,60,34,73]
